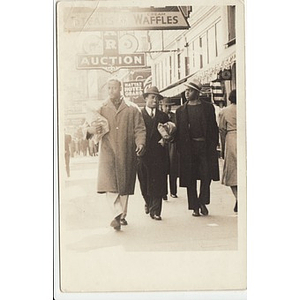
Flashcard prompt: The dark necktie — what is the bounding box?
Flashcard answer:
[151,109,154,118]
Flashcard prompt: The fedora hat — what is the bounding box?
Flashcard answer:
[143,86,163,100]
[161,97,175,106]
[184,78,202,92]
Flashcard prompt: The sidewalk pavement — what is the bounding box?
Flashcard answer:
[58,155,239,292]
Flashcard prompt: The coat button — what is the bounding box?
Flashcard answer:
[116,127,119,130]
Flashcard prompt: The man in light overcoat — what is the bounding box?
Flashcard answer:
[86,78,146,230]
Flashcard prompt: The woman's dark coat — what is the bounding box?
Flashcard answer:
[175,101,220,187]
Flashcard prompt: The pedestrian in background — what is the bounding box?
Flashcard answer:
[88,138,96,156]
[137,87,170,220]
[161,97,179,200]
[175,78,219,217]
[81,138,89,156]
[213,100,224,158]
[64,131,72,177]
[219,89,237,212]
[85,78,146,230]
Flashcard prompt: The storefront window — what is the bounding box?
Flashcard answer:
[215,20,223,57]
[169,56,172,85]
[227,6,236,43]
[177,53,181,79]
[185,57,190,76]
[191,40,195,68]
[208,26,216,63]
[231,63,236,90]
[156,63,160,88]
[160,61,164,88]
[200,33,208,66]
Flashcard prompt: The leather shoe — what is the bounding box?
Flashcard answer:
[163,195,168,200]
[110,218,121,231]
[120,218,128,226]
[170,194,178,198]
[192,209,200,217]
[145,205,149,214]
[200,204,209,216]
[152,215,162,220]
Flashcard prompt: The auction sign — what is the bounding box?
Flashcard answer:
[77,54,145,70]
[76,32,146,73]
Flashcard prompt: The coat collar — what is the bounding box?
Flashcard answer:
[103,96,131,113]
[181,100,207,134]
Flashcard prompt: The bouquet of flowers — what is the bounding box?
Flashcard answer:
[83,106,109,143]
[157,121,176,146]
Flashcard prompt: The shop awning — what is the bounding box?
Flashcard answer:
[160,71,197,98]
[160,49,236,98]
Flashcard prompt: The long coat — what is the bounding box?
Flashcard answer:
[219,104,237,186]
[175,101,220,187]
[138,108,170,197]
[94,98,146,195]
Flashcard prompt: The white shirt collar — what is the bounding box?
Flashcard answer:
[145,106,156,116]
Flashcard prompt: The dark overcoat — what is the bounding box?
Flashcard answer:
[138,108,170,197]
[175,101,220,187]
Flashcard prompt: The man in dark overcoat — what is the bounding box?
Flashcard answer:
[137,87,170,220]
[175,79,219,216]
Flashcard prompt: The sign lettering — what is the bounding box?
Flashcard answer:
[77,54,146,72]
[64,7,190,31]
[123,81,144,98]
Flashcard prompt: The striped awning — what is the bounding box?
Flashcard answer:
[211,81,224,101]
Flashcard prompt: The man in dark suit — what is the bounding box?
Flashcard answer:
[175,79,220,217]
[137,87,170,220]
[161,97,179,200]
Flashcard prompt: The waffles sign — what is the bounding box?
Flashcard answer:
[64,6,190,31]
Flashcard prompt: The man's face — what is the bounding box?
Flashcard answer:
[185,88,199,101]
[108,80,121,101]
[145,94,159,109]
[162,105,171,114]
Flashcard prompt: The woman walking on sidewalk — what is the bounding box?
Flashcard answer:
[219,89,238,212]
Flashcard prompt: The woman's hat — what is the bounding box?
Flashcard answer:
[143,86,164,100]
[184,78,202,92]
[161,97,175,106]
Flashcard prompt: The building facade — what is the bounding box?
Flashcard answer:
[148,6,236,106]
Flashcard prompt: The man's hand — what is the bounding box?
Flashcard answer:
[87,120,104,135]
[87,126,97,135]
[136,144,145,156]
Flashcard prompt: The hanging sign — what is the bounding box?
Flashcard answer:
[123,81,144,98]
[77,53,145,70]
[77,32,146,73]
[64,6,190,31]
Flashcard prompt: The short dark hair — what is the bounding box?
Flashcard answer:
[108,78,121,88]
[229,89,236,104]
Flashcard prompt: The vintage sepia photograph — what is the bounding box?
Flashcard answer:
[54,0,246,298]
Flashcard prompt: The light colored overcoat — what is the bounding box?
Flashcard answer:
[219,104,237,186]
[94,98,146,195]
